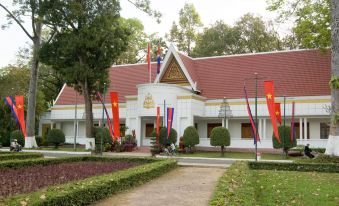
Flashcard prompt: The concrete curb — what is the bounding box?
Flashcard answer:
[178,162,230,168]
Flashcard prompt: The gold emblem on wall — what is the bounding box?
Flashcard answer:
[160,57,189,84]
[143,93,155,109]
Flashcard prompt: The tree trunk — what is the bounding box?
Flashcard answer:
[82,78,94,140]
[221,145,224,157]
[25,22,42,148]
[326,0,339,156]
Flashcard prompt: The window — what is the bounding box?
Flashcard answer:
[293,122,310,139]
[241,123,252,139]
[320,123,330,139]
[207,123,222,138]
[145,123,154,138]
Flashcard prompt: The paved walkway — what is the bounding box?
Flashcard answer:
[93,167,225,206]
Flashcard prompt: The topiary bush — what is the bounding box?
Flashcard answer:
[272,125,296,156]
[159,127,177,147]
[210,126,230,156]
[94,127,113,153]
[46,129,65,149]
[183,126,199,153]
[150,129,161,156]
[11,130,25,147]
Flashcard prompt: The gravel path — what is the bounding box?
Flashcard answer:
[93,167,225,206]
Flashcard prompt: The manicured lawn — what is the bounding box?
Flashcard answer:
[178,151,299,160]
[210,161,339,206]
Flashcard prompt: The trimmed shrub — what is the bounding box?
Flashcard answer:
[1,158,177,206]
[0,153,43,161]
[295,154,339,164]
[272,126,296,156]
[248,161,339,173]
[183,126,199,153]
[46,129,65,149]
[35,136,43,147]
[10,130,25,147]
[94,127,113,153]
[159,127,177,146]
[210,126,230,156]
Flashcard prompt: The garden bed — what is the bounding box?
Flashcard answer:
[210,161,339,206]
[0,161,138,197]
[0,152,43,161]
[0,157,177,205]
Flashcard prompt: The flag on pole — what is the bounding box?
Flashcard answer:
[157,43,161,74]
[167,107,174,138]
[264,80,281,143]
[110,92,121,140]
[291,101,295,142]
[243,85,260,144]
[96,92,114,140]
[147,42,151,83]
[4,97,21,136]
[275,103,282,125]
[156,107,160,143]
[15,96,27,138]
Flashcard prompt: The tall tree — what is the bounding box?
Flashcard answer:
[166,3,202,55]
[267,0,331,48]
[327,0,339,156]
[40,1,132,141]
[192,14,283,57]
[0,1,50,147]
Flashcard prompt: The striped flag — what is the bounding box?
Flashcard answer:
[167,107,174,139]
[157,43,161,74]
[147,42,151,83]
[96,92,114,141]
[243,86,260,144]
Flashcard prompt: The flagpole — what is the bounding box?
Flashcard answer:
[255,73,258,162]
[283,95,286,156]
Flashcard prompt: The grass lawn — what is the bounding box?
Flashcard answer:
[178,151,299,160]
[210,161,339,206]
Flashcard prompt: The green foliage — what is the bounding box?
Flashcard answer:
[295,154,339,164]
[267,0,331,49]
[329,75,339,89]
[46,129,65,149]
[10,130,25,147]
[272,126,296,154]
[35,136,43,147]
[183,126,199,148]
[290,145,326,154]
[166,3,203,55]
[192,14,282,57]
[210,127,230,147]
[0,153,43,161]
[150,129,161,156]
[1,158,177,206]
[94,127,112,153]
[159,127,177,146]
[248,161,339,173]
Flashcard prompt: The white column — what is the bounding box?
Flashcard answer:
[222,118,225,127]
[226,119,229,129]
[304,118,308,140]
[136,117,141,146]
[263,118,266,139]
[299,118,303,140]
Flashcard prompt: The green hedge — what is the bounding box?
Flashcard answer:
[0,156,157,169]
[1,158,177,206]
[0,152,43,161]
[248,161,339,173]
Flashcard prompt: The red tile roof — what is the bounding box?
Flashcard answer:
[55,49,331,105]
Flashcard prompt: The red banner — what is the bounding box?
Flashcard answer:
[156,107,160,141]
[264,80,281,143]
[167,107,174,138]
[147,42,151,83]
[15,96,27,138]
[110,92,120,140]
[274,103,282,125]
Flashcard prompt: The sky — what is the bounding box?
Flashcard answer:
[0,0,290,68]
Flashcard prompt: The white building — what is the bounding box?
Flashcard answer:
[39,45,331,149]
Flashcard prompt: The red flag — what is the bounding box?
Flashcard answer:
[110,92,120,140]
[156,107,160,143]
[147,42,151,83]
[167,107,174,138]
[291,102,295,142]
[275,103,282,125]
[264,80,281,143]
[15,96,27,138]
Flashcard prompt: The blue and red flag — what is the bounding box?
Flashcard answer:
[291,101,295,142]
[96,92,114,141]
[147,42,151,83]
[243,85,260,144]
[166,107,174,138]
[157,43,161,74]
[4,96,20,129]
